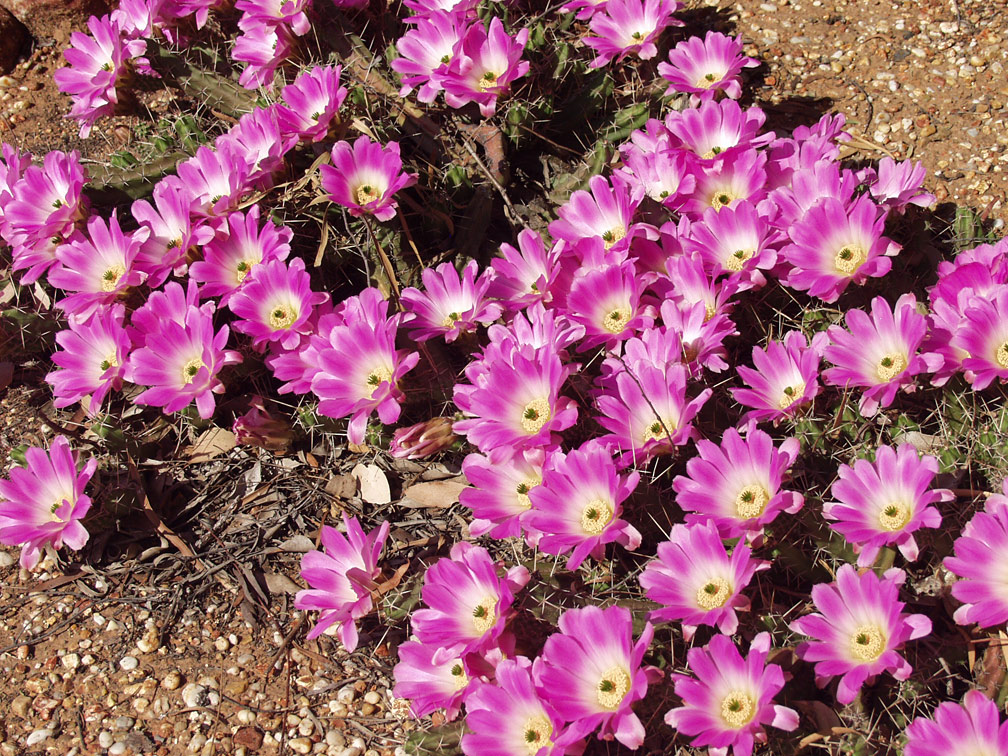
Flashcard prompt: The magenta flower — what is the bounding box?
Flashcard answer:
[867,157,934,213]
[732,330,825,424]
[169,144,251,217]
[320,136,417,222]
[215,106,297,189]
[536,605,658,749]
[229,257,328,350]
[131,180,215,287]
[126,291,241,418]
[945,484,1008,628]
[790,565,932,704]
[487,229,562,311]
[549,175,643,255]
[46,305,131,413]
[584,0,680,68]
[235,0,310,36]
[563,258,654,350]
[954,287,1008,390]
[661,299,737,374]
[0,436,96,570]
[617,142,697,208]
[823,294,930,417]
[673,426,803,541]
[392,642,477,721]
[783,195,900,303]
[680,148,768,216]
[664,100,771,165]
[400,260,503,342]
[390,417,457,460]
[277,64,348,142]
[411,541,529,656]
[310,295,419,444]
[49,212,148,322]
[391,11,465,103]
[463,657,571,756]
[681,200,778,288]
[639,520,768,639]
[904,690,1008,756]
[232,396,294,451]
[233,22,295,89]
[441,18,529,117]
[294,514,389,652]
[825,444,950,567]
[460,448,546,541]
[527,439,642,570]
[188,205,292,305]
[453,348,578,459]
[657,31,758,100]
[665,633,798,756]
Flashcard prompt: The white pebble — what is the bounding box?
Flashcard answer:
[362,691,380,705]
[61,653,80,670]
[214,636,229,652]
[26,729,53,747]
[93,613,106,626]
[98,731,114,748]
[237,709,255,724]
[188,733,207,753]
[109,743,126,756]
[336,685,357,704]
[289,738,312,754]
[119,656,139,671]
[181,683,206,708]
[106,620,121,632]
[162,671,182,691]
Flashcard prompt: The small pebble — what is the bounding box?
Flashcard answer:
[113,716,134,731]
[336,686,357,704]
[214,636,229,652]
[119,656,138,671]
[108,743,126,756]
[162,671,183,691]
[363,691,381,705]
[188,733,206,753]
[237,709,255,725]
[26,730,52,747]
[181,683,206,708]
[289,737,312,754]
[98,731,114,749]
[61,653,80,670]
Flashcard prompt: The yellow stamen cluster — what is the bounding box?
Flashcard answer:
[520,398,551,434]
[695,576,732,610]
[235,259,254,284]
[778,382,806,410]
[710,190,738,210]
[725,248,755,272]
[515,476,541,510]
[477,71,500,92]
[735,484,770,519]
[695,71,722,89]
[441,311,462,329]
[101,265,126,292]
[642,419,672,445]
[365,366,393,391]
[448,661,469,691]
[602,306,633,334]
[356,184,381,205]
[471,597,498,635]
[596,666,631,710]
[600,225,627,249]
[849,625,887,662]
[720,690,756,728]
[520,716,553,755]
[878,502,912,531]
[581,498,614,535]
[268,304,298,331]
[181,357,204,385]
[995,342,1008,369]
[834,245,868,275]
[876,352,908,382]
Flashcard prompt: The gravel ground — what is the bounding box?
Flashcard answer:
[1,1,1007,754]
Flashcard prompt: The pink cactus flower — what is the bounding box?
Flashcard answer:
[233,21,295,89]
[232,396,294,451]
[49,212,148,322]
[294,514,390,651]
[392,641,477,721]
[131,180,216,288]
[527,439,642,570]
[215,105,297,189]
[390,417,457,460]
[732,330,826,425]
[235,0,311,36]
[953,287,1008,390]
[783,195,900,303]
[441,18,529,117]
[673,426,803,542]
[460,448,548,541]
[188,205,292,305]
[411,541,529,656]
[825,444,950,567]
[549,174,643,256]
[665,633,799,756]
[664,100,772,165]
[945,482,1008,628]
[168,144,252,217]
[866,157,934,213]
[639,520,768,640]
[0,436,96,570]
[680,147,768,217]
[463,657,573,756]
[277,65,348,142]
[320,136,417,222]
[584,0,680,68]
[536,605,658,749]
[657,31,758,100]
[904,690,1008,756]
[617,142,697,209]
[46,305,131,413]
[126,288,241,418]
[562,257,655,351]
[391,11,466,103]
[400,260,503,342]
[229,257,329,350]
[660,299,737,375]
[823,294,930,417]
[487,229,562,311]
[790,565,932,704]
[680,200,778,287]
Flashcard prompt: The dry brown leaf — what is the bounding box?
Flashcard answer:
[263,572,303,596]
[325,474,356,499]
[400,477,469,509]
[184,427,236,462]
[353,463,391,505]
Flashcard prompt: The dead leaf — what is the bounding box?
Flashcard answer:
[325,474,356,499]
[279,535,315,553]
[264,572,303,596]
[184,428,236,462]
[353,463,391,505]
[400,477,469,509]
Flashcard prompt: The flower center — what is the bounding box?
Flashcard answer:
[600,225,626,249]
[581,498,614,535]
[365,365,393,389]
[268,304,298,330]
[735,484,770,519]
[876,352,908,382]
[520,715,553,755]
[834,245,868,275]
[99,352,119,372]
[696,576,732,610]
[448,661,469,691]
[516,476,541,510]
[878,501,912,531]
[441,311,462,329]
[720,690,756,728]
[356,184,381,205]
[181,357,204,385]
[711,190,738,210]
[849,625,887,662]
[101,265,126,292]
[995,342,1008,369]
[701,146,725,160]
[778,382,806,410]
[696,70,721,88]
[725,248,755,272]
[602,306,632,334]
[478,70,500,92]
[471,596,497,635]
[520,398,551,434]
[596,666,631,710]
[235,259,255,284]
[642,419,673,445]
